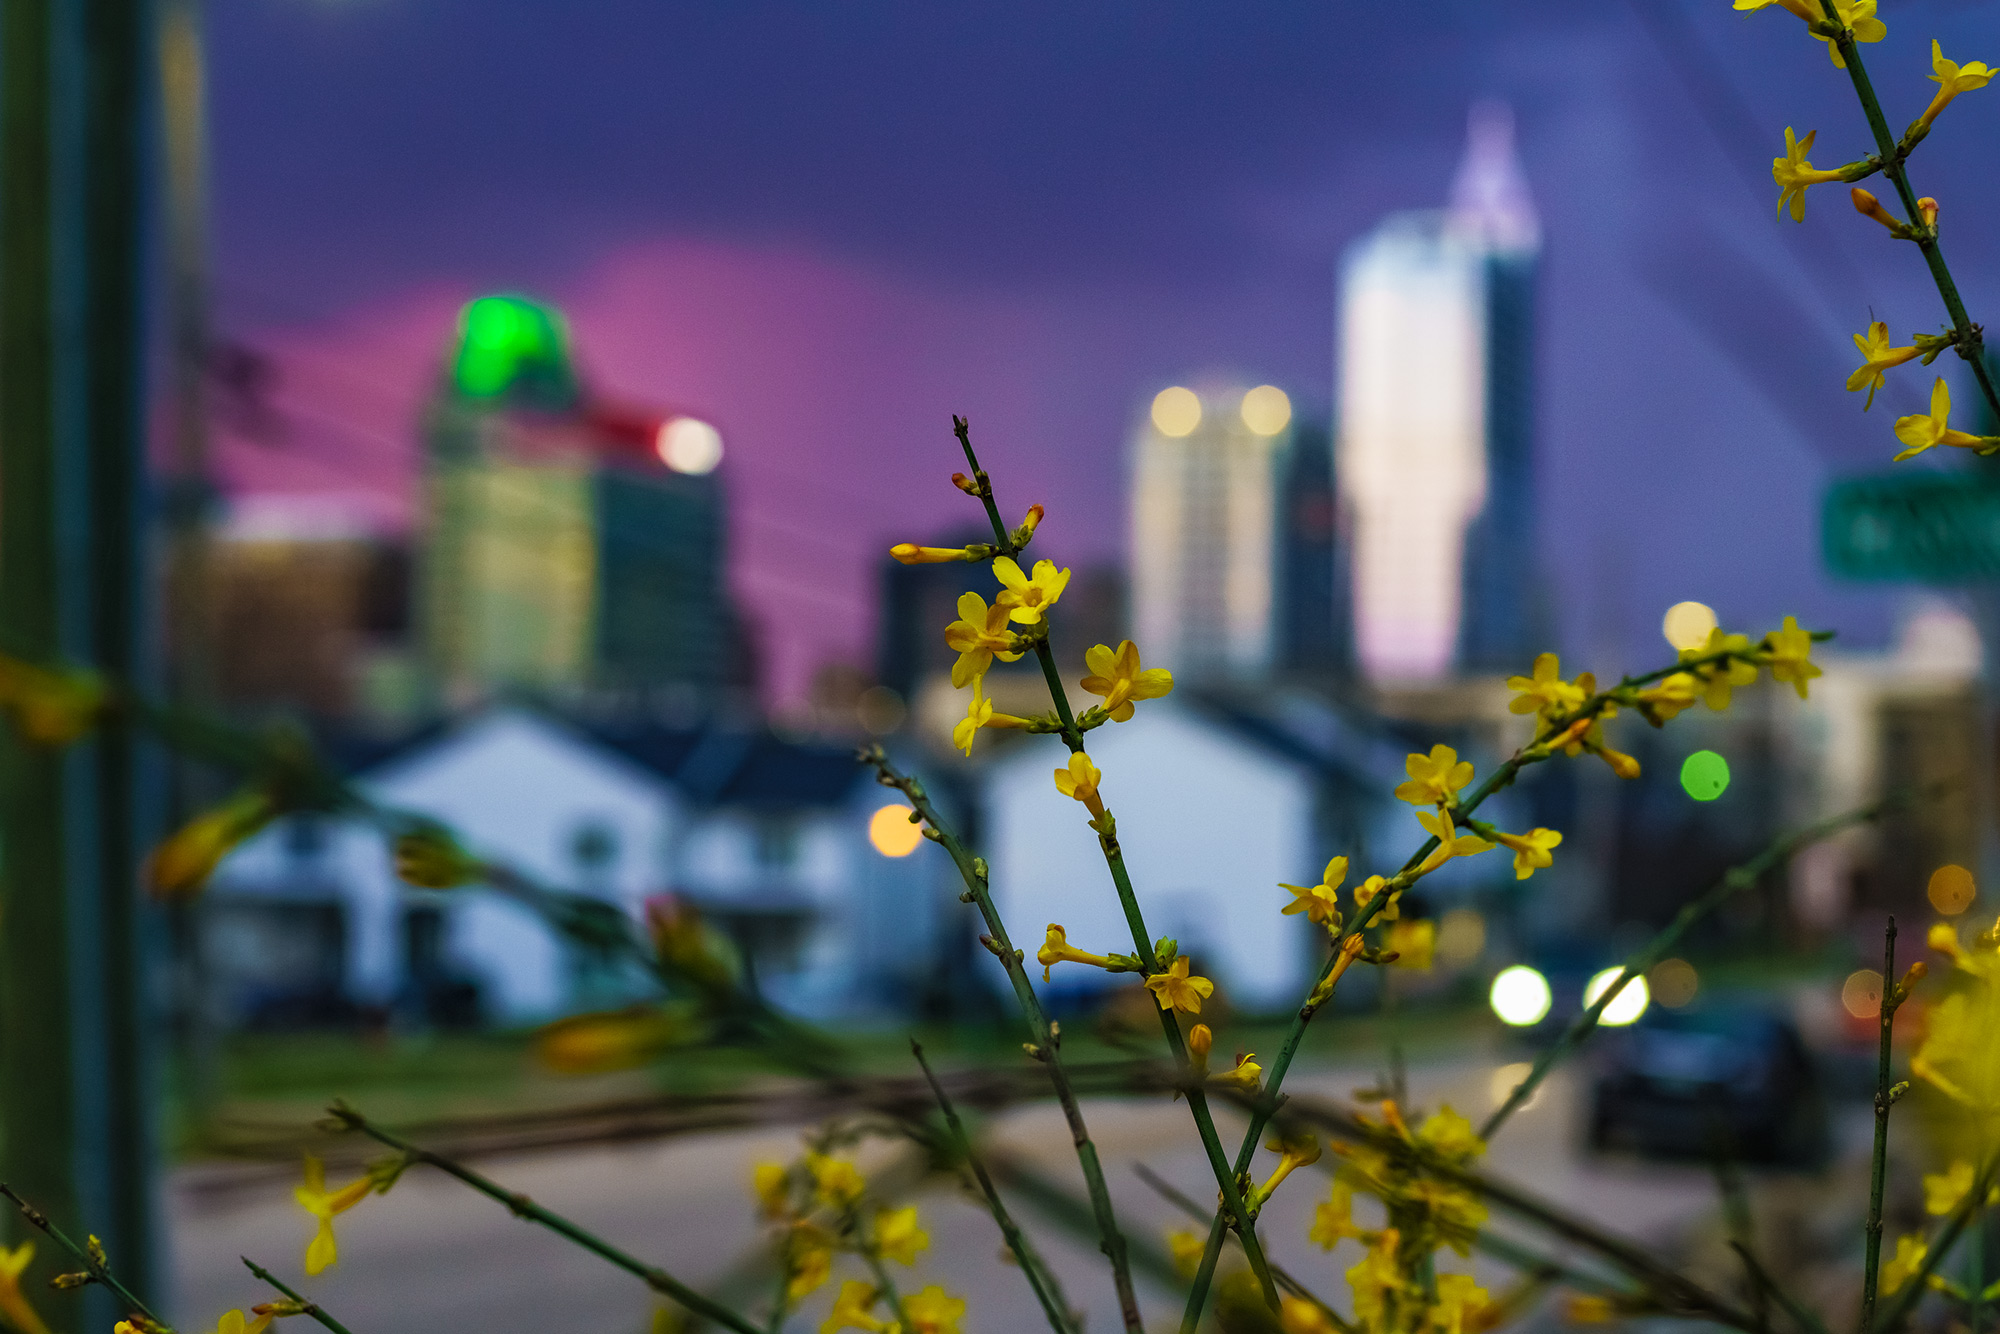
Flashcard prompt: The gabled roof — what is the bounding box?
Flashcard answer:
[584,720,866,810]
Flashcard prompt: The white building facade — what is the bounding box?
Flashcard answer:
[1339,103,1541,683]
[1130,384,1293,682]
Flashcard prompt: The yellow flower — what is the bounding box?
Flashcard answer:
[900,1285,967,1334]
[1416,809,1492,874]
[992,556,1070,626]
[393,825,483,889]
[1395,744,1475,808]
[1506,653,1586,722]
[0,1242,50,1334]
[1080,640,1173,721]
[1881,1233,1927,1294]
[294,1154,373,1276]
[822,1280,892,1334]
[1566,1296,1620,1324]
[1387,919,1436,971]
[1763,615,1823,699]
[1921,1160,1998,1216]
[1167,1228,1207,1279]
[1808,0,1885,67]
[146,789,278,901]
[1145,956,1215,1014]
[1493,827,1562,881]
[1355,874,1400,923]
[1280,856,1347,928]
[1053,751,1106,820]
[1211,1050,1263,1093]
[874,1205,929,1266]
[1847,322,1920,410]
[1772,127,1845,221]
[213,1310,274,1334]
[1308,1181,1361,1250]
[1252,1132,1322,1206]
[1911,985,2000,1107]
[1037,923,1117,981]
[1414,1106,1486,1165]
[1917,39,1995,130]
[534,1005,699,1074]
[890,543,979,564]
[1683,628,1759,711]
[1187,1022,1213,1077]
[1347,1228,1406,1330]
[943,592,1023,688]
[753,1162,791,1220]
[953,682,993,757]
[787,1224,835,1300]
[1280,1297,1342,1334]
[1634,672,1700,725]
[1894,377,1994,461]
[0,655,106,747]
[1732,0,1814,18]
[1433,1274,1491,1334]
[806,1154,865,1209]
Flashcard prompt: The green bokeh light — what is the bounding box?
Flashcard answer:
[451,295,576,407]
[1680,750,1731,802]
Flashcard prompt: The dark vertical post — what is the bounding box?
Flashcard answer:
[0,0,158,1325]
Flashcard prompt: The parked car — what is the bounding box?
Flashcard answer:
[1586,1004,1829,1168]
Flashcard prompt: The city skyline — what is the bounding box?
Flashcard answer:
[199,1,2000,703]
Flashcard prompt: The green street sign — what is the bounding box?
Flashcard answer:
[1822,470,2000,582]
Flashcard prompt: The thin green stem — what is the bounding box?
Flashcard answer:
[324,1106,760,1334]
[1132,1163,1356,1334]
[0,1183,168,1330]
[1728,1242,1829,1334]
[952,417,1282,1309]
[910,1041,1077,1334]
[241,1257,357,1334]
[1859,916,1900,1333]
[1815,3,2000,418]
[1482,793,1907,1140]
[862,750,1144,1334]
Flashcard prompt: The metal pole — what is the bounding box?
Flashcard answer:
[0,1,158,1327]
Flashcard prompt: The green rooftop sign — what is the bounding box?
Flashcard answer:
[1822,470,2000,582]
[451,294,578,409]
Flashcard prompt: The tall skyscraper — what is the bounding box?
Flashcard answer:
[420,295,738,705]
[1130,382,1293,681]
[1338,103,1542,683]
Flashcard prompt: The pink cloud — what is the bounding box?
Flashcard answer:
[215,237,1133,706]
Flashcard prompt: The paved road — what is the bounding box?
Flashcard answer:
[166,1052,1735,1333]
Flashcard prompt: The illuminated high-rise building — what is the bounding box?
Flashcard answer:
[1130,382,1293,681]
[420,295,738,704]
[1338,103,1542,682]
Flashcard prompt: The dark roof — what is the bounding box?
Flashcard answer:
[583,719,866,810]
[1181,688,1409,798]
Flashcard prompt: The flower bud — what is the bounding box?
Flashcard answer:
[951,471,980,495]
[1918,196,1939,229]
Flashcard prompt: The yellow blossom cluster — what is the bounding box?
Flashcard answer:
[1740,0,1999,460]
[1308,1102,1494,1334]
[746,1147,965,1332]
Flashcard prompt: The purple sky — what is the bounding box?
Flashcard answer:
[204,0,2000,702]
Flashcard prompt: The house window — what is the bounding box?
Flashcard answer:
[754,817,799,870]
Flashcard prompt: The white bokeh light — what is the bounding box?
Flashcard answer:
[1489,965,1552,1026]
[1661,600,1718,651]
[1583,967,1650,1026]
[656,417,724,475]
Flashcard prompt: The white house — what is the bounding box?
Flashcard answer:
[206,707,944,1027]
[983,693,1424,1013]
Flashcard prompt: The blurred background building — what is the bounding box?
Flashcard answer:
[1340,102,1545,684]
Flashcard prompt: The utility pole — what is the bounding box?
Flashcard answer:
[0,2,158,1328]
